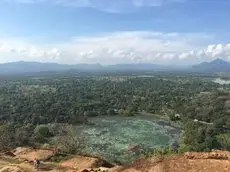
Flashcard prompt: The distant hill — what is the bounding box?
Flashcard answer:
[0,61,103,74]
[0,61,169,75]
[0,59,229,75]
[105,63,163,72]
[193,59,230,73]
[0,61,69,74]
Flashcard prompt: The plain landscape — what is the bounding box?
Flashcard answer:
[0,59,229,171]
[1,0,230,171]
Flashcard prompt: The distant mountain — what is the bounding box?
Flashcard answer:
[0,59,229,75]
[0,61,169,75]
[0,61,104,74]
[105,63,161,71]
[193,59,230,73]
[0,61,68,74]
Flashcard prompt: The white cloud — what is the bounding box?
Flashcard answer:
[205,44,225,58]
[0,38,61,63]
[1,0,187,12]
[0,44,6,52]
[0,31,229,64]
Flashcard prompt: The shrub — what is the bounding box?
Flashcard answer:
[143,147,176,158]
[52,126,85,154]
[35,125,53,138]
[216,134,230,151]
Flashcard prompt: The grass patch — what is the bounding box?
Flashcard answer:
[47,153,73,163]
[141,147,178,158]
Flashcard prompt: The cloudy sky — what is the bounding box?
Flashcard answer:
[0,0,230,65]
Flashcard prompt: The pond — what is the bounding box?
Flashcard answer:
[75,115,180,164]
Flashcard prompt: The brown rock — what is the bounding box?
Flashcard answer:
[60,156,105,170]
[108,166,123,172]
[0,166,24,172]
[185,151,230,160]
[122,169,141,172]
[15,149,55,161]
[121,151,230,172]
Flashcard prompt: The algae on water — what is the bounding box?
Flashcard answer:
[75,116,180,164]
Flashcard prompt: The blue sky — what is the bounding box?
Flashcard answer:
[0,0,230,64]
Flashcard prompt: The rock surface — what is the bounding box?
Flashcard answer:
[59,156,106,170]
[123,153,230,172]
[0,148,229,172]
[184,151,230,160]
[12,147,55,161]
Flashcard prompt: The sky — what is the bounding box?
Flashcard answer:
[0,0,230,65]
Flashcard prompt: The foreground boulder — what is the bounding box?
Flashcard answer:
[60,156,113,171]
[1,148,229,172]
[12,147,55,161]
[0,166,24,172]
[123,151,230,172]
[184,151,230,160]
[77,166,123,172]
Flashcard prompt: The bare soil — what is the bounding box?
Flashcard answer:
[0,148,229,172]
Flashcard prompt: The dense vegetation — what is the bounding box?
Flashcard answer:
[0,74,229,154]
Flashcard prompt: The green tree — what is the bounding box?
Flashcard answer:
[107,109,116,116]
[53,126,85,154]
[0,125,12,151]
[34,125,52,138]
[216,134,230,151]
[120,108,133,116]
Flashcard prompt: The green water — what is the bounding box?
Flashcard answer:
[76,116,180,164]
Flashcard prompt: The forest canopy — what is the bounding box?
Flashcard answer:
[0,74,229,152]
